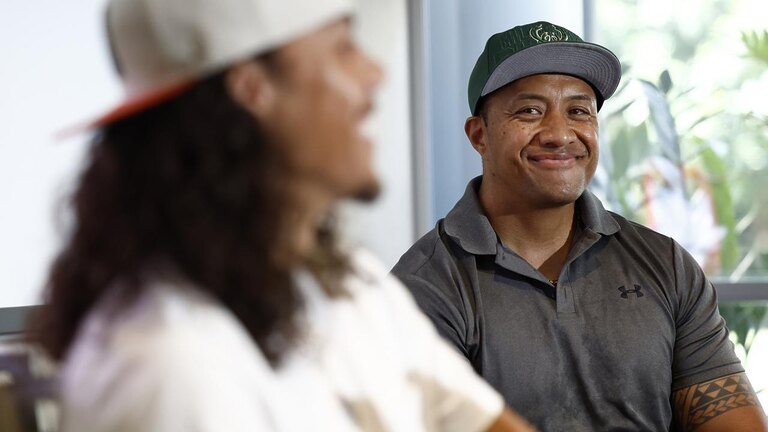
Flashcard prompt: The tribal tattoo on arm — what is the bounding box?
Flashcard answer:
[673,372,767,431]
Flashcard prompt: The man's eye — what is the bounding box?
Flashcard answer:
[518,107,541,115]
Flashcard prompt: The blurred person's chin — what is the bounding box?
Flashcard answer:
[337,134,380,203]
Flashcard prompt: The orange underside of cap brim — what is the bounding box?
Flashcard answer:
[56,80,195,140]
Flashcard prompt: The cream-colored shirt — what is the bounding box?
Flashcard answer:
[60,250,503,431]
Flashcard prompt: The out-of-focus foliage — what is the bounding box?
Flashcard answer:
[593,0,768,355]
[593,0,768,281]
[743,30,768,64]
[719,303,767,355]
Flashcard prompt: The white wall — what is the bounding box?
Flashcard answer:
[340,0,414,268]
[0,0,121,308]
[0,0,414,307]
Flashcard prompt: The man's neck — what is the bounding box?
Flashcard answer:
[479,187,578,281]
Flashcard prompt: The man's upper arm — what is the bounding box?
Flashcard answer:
[672,372,767,431]
[670,241,766,430]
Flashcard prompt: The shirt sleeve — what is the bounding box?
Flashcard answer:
[671,240,744,390]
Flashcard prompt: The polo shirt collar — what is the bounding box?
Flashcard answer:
[443,177,498,255]
[578,188,620,236]
[443,176,620,255]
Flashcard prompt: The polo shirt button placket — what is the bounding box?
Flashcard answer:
[555,278,576,314]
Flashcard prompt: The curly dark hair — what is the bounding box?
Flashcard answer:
[32,61,349,365]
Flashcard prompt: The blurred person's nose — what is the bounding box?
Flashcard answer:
[362,53,384,93]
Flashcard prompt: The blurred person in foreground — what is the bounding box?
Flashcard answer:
[31,0,535,430]
[392,21,768,431]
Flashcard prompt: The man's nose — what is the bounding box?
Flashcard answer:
[362,54,384,92]
[537,111,576,147]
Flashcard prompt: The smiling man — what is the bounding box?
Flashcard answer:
[393,21,768,431]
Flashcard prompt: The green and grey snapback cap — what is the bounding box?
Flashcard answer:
[467,21,621,114]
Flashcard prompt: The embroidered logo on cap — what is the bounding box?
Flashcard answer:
[529,23,569,43]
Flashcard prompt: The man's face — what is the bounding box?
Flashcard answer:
[467,74,599,210]
[258,19,383,202]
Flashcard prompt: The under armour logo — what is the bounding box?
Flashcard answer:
[618,284,644,299]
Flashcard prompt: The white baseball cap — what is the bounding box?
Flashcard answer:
[69,0,355,132]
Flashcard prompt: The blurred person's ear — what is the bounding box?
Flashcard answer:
[225,60,277,119]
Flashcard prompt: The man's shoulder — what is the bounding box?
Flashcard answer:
[392,219,449,275]
[599,210,699,279]
[581,191,673,248]
[607,210,674,246]
[391,221,472,291]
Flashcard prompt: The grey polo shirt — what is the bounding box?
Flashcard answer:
[392,176,743,431]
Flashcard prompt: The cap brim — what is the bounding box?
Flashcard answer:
[56,79,195,140]
[481,42,621,104]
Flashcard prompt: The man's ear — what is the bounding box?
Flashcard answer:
[225,60,276,119]
[465,115,488,157]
